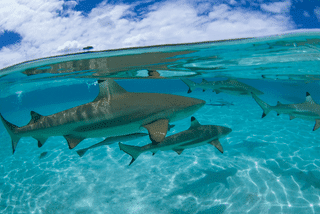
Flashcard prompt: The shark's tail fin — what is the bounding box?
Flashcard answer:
[251,93,271,118]
[119,142,143,166]
[0,113,21,154]
[76,148,88,157]
[181,79,197,93]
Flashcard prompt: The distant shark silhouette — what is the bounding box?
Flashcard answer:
[76,124,175,157]
[181,78,263,96]
[206,99,234,108]
[251,92,320,131]
[119,117,232,165]
[0,79,205,154]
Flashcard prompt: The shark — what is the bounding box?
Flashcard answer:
[181,78,263,96]
[76,124,175,157]
[251,92,320,131]
[119,116,232,165]
[206,99,234,108]
[0,79,205,154]
[76,133,149,157]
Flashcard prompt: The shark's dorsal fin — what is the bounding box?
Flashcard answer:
[305,92,314,104]
[209,139,223,153]
[202,79,208,83]
[189,117,201,129]
[64,135,86,149]
[215,90,221,94]
[173,149,184,155]
[314,119,320,131]
[28,111,43,125]
[93,79,127,102]
[143,119,169,145]
[277,101,282,105]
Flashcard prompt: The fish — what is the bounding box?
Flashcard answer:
[76,133,148,157]
[181,78,264,96]
[0,79,205,154]
[76,124,177,157]
[251,92,320,131]
[119,116,232,166]
[39,151,48,159]
[206,99,234,108]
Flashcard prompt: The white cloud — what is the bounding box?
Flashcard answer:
[0,0,295,69]
[303,11,310,17]
[261,1,291,13]
[315,7,320,22]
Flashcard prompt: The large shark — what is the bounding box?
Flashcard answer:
[119,117,232,165]
[181,78,263,96]
[0,79,205,154]
[251,92,320,131]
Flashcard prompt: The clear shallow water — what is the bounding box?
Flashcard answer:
[1,32,320,213]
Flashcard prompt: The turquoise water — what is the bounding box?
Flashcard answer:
[1,32,320,213]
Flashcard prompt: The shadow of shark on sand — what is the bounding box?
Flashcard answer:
[166,167,237,198]
[263,159,320,191]
[227,140,270,153]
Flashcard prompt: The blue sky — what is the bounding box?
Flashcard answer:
[0,0,319,69]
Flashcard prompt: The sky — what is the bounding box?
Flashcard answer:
[0,0,319,69]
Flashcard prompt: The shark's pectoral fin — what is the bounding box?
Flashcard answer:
[209,139,223,153]
[313,120,320,131]
[173,149,184,155]
[34,137,47,148]
[143,119,169,145]
[64,135,85,149]
[29,111,44,125]
[216,90,221,94]
[289,115,296,120]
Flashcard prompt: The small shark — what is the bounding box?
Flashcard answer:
[77,124,175,157]
[119,117,232,165]
[251,92,320,131]
[181,78,263,96]
[76,133,146,157]
[0,79,205,154]
[206,99,234,108]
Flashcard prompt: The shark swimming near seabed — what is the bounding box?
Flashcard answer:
[0,79,205,154]
[181,78,264,96]
[251,92,320,131]
[76,133,149,157]
[76,123,176,157]
[206,99,234,108]
[119,117,232,166]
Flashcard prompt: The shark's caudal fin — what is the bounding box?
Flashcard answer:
[181,79,197,93]
[0,113,21,154]
[251,93,271,118]
[76,148,88,157]
[119,142,143,166]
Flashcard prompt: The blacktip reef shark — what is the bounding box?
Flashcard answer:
[251,92,320,131]
[119,117,232,166]
[181,78,263,96]
[76,123,175,157]
[0,79,205,154]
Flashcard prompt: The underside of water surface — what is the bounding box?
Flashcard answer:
[1,31,320,213]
